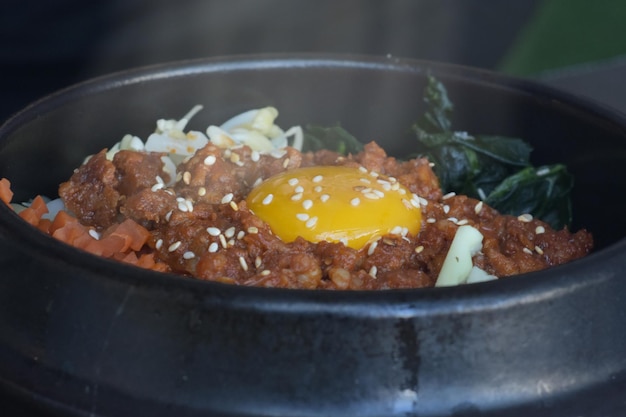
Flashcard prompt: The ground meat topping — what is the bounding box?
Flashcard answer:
[58,141,593,289]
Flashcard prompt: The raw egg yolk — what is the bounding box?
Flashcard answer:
[246,166,422,249]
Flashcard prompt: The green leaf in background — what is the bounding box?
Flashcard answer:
[485,164,573,230]
[302,124,364,155]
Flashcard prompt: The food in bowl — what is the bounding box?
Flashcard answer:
[0,77,592,289]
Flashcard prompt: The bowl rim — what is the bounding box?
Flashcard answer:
[1,52,624,315]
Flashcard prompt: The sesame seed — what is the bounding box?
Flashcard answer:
[443,192,456,200]
[474,201,483,214]
[443,205,450,214]
[224,227,236,239]
[165,210,173,222]
[364,192,380,200]
[177,201,189,212]
[230,153,240,164]
[155,239,163,250]
[367,240,379,256]
[369,266,378,278]
[302,199,313,210]
[288,178,299,186]
[291,193,303,201]
[523,247,533,255]
[401,227,409,237]
[429,162,435,167]
[88,229,100,240]
[262,194,274,205]
[237,231,245,239]
[229,201,239,211]
[457,219,469,226]
[402,200,413,210]
[294,185,304,193]
[312,175,323,183]
[208,242,219,253]
[419,197,429,207]
[207,227,221,236]
[350,197,361,206]
[296,213,309,221]
[282,158,290,168]
[255,256,262,268]
[535,226,545,234]
[518,213,533,222]
[183,251,195,260]
[261,270,271,276]
[151,183,164,192]
[204,155,217,166]
[219,234,228,248]
[156,175,164,185]
[239,256,249,271]
[221,193,234,204]
[320,194,330,203]
[358,166,368,173]
[391,182,400,191]
[251,150,260,162]
[447,217,459,223]
[390,226,403,235]
[372,189,385,198]
[253,177,263,187]
[415,245,424,254]
[168,241,182,252]
[198,187,207,196]
[183,171,191,185]
[185,200,194,213]
[369,171,379,178]
[340,238,349,246]
[360,178,371,184]
[398,188,406,195]
[427,218,436,224]
[305,216,318,228]
[535,245,544,255]
[247,226,259,234]
[314,185,323,193]
[227,239,235,247]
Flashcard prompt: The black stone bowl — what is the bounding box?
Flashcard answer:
[0,55,625,417]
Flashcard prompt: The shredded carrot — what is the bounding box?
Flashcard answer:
[2,179,166,274]
[18,195,49,226]
[0,178,14,205]
[37,218,52,234]
[105,219,151,252]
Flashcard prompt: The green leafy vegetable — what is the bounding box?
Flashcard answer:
[302,124,364,155]
[485,165,573,229]
[412,75,574,229]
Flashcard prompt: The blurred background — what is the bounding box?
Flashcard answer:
[1,0,626,121]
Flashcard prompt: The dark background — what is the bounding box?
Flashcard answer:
[2,0,626,123]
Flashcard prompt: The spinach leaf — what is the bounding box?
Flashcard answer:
[485,165,573,230]
[411,75,574,229]
[302,124,364,155]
